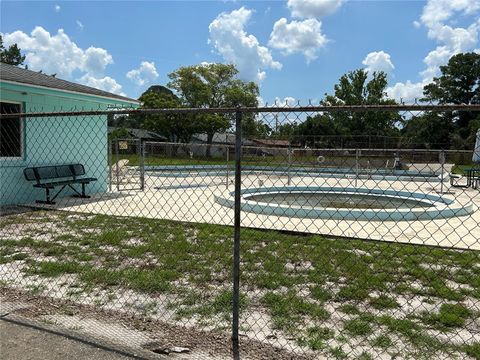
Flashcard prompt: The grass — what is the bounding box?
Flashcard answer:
[343,314,374,336]
[371,334,393,349]
[357,352,374,360]
[451,164,477,175]
[369,295,399,310]
[338,304,361,315]
[463,343,480,360]
[261,291,330,334]
[113,153,390,169]
[310,285,333,302]
[297,326,334,350]
[0,210,478,358]
[112,153,232,167]
[27,261,83,277]
[113,153,294,167]
[328,346,348,359]
[173,289,248,324]
[421,303,473,330]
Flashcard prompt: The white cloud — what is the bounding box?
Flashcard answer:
[388,0,480,102]
[419,0,480,29]
[275,96,297,106]
[387,81,425,103]
[428,22,478,50]
[417,0,480,81]
[2,26,124,95]
[126,61,159,86]
[257,95,265,107]
[269,18,328,62]
[2,27,114,77]
[287,0,344,19]
[362,51,395,75]
[54,5,61,13]
[208,7,282,82]
[76,20,84,31]
[79,74,125,96]
[84,47,113,76]
[420,45,452,81]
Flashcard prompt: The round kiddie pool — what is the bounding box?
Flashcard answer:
[214,186,474,221]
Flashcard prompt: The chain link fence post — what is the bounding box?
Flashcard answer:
[115,139,120,192]
[287,146,292,186]
[108,138,112,192]
[232,107,242,360]
[440,150,446,194]
[355,148,359,188]
[226,144,230,187]
[139,139,145,191]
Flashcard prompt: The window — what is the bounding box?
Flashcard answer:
[0,102,22,158]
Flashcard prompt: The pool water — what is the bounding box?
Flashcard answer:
[246,192,433,209]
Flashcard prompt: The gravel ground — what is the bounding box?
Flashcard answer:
[0,288,313,360]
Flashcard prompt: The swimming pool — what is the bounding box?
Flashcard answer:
[214,186,474,221]
[145,165,442,182]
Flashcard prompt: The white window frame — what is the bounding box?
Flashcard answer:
[0,100,24,160]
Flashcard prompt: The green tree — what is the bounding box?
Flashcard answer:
[401,112,454,149]
[322,69,401,137]
[0,35,26,66]
[422,52,480,147]
[167,63,259,156]
[138,85,197,143]
[293,69,401,147]
[292,114,341,147]
[275,122,298,139]
[108,127,130,140]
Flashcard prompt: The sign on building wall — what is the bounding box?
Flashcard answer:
[119,141,128,150]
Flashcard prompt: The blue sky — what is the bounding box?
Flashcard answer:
[1,1,479,104]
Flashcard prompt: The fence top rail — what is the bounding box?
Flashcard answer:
[119,140,474,154]
[2,104,480,118]
[239,145,475,153]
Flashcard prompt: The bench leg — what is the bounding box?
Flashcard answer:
[71,183,91,199]
[450,177,468,188]
[36,188,55,205]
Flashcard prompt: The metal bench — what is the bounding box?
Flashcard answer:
[24,164,97,204]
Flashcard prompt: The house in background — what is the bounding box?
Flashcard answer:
[0,62,139,206]
[189,133,258,158]
[108,127,167,142]
[108,126,168,158]
[190,133,237,157]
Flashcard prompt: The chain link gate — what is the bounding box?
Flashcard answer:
[0,104,479,360]
[109,138,145,191]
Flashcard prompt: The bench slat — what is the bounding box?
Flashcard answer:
[33,177,97,188]
[24,164,86,181]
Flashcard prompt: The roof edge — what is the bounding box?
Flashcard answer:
[0,79,140,105]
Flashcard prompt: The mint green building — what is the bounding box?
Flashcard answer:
[0,63,139,206]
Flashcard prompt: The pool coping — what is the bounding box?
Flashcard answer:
[215,186,475,221]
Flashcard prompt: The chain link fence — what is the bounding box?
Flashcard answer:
[1,105,479,359]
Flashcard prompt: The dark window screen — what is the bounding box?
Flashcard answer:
[0,102,22,157]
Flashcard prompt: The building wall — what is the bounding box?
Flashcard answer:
[0,82,137,206]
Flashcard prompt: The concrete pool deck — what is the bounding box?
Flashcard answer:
[27,173,480,250]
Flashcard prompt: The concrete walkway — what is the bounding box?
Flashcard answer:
[0,317,153,360]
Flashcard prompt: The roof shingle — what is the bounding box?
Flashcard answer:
[0,62,138,104]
